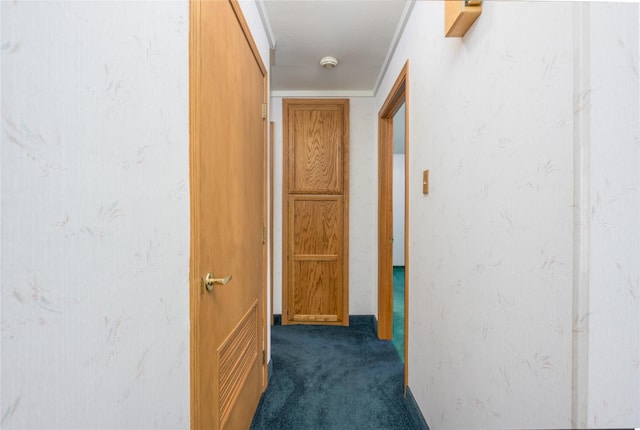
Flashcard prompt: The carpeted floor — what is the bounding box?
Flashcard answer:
[392,266,405,363]
[250,316,419,430]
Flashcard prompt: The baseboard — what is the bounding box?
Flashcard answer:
[405,386,430,430]
[275,314,378,328]
[348,314,376,326]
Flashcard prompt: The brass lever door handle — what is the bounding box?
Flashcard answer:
[203,273,232,292]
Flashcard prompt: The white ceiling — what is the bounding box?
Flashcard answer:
[258,0,413,95]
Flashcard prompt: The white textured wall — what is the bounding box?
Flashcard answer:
[1,1,190,428]
[348,97,378,314]
[271,96,377,316]
[392,154,405,267]
[393,103,406,154]
[375,2,638,429]
[393,104,406,267]
[586,4,640,427]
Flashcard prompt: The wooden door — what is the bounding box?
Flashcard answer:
[282,99,349,326]
[190,1,267,429]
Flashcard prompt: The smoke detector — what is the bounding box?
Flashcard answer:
[320,56,338,70]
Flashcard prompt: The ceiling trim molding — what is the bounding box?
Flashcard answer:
[256,0,276,49]
[373,1,416,97]
[271,90,375,98]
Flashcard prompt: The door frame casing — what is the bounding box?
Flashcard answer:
[377,61,409,389]
[189,0,269,427]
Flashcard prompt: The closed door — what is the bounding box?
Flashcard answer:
[190,1,267,429]
[283,99,349,326]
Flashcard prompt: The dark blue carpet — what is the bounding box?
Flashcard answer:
[250,316,418,430]
[393,266,405,363]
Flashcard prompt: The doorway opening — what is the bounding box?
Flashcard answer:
[378,61,409,388]
[391,103,406,363]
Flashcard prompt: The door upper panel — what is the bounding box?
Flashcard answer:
[288,105,345,194]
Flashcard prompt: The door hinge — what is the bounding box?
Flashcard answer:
[261,103,267,119]
[262,350,266,365]
[262,226,267,244]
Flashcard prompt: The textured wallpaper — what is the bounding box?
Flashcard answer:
[392,153,405,267]
[1,2,190,428]
[376,2,639,429]
[587,4,640,427]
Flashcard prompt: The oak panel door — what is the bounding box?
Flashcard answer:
[190,1,267,429]
[288,106,344,193]
[283,99,349,326]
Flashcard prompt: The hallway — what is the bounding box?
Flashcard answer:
[2,2,638,429]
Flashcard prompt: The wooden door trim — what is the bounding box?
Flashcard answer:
[282,98,350,326]
[377,61,409,390]
[377,116,393,340]
[189,1,268,428]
